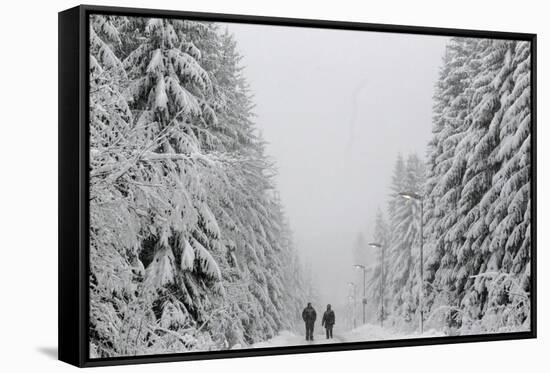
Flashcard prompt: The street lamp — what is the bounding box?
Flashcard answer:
[347,282,357,328]
[368,242,385,327]
[398,191,424,334]
[354,264,368,324]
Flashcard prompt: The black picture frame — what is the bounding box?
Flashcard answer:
[59,4,537,368]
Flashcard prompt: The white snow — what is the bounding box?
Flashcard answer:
[251,330,338,347]
[251,324,444,348]
[341,324,444,342]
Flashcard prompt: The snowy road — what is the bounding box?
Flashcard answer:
[251,330,344,348]
[250,324,444,348]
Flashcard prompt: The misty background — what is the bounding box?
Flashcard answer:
[225,22,449,316]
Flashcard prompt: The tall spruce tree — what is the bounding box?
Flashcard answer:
[386,154,425,328]
[424,38,532,333]
[366,209,390,323]
[88,15,309,357]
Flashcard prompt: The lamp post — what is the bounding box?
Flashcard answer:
[347,282,357,328]
[368,242,385,327]
[354,264,367,324]
[398,191,424,335]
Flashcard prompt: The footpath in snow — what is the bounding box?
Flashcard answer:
[250,330,342,348]
[341,324,443,342]
[249,324,444,348]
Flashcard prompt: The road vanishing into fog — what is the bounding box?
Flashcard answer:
[248,325,444,349]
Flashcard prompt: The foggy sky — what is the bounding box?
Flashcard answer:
[224,22,449,313]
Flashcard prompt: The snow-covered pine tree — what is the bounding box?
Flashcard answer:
[89,15,153,357]
[423,38,484,312]
[118,17,230,354]
[196,29,308,343]
[487,40,531,301]
[424,38,532,333]
[366,209,390,324]
[89,15,308,357]
[385,154,425,329]
[460,39,532,331]
[445,40,511,315]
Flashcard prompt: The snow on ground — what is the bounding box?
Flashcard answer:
[250,324,445,348]
[251,330,341,348]
[341,324,444,342]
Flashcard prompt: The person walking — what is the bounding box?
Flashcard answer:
[322,304,335,339]
[302,302,317,341]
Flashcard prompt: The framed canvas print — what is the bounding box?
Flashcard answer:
[58,4,537,367]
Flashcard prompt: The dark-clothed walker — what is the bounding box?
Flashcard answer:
[322,304,335,339]
[302,302,317,341]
